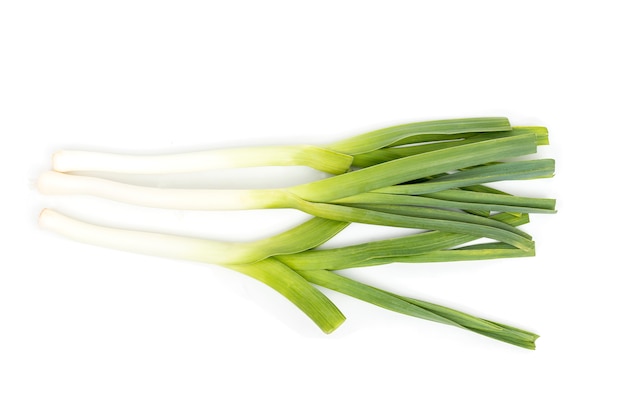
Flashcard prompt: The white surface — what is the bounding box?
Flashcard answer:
[1,1,624,416]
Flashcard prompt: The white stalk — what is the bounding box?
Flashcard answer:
[37,171,291,210]
[52,145,353,175]
[38,208,246,264]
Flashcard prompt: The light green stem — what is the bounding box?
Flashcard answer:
[229,259,346,334]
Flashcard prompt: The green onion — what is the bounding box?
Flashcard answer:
[51,117,512,175]
[39,208,539,347]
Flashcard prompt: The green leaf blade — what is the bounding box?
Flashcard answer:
[229,259,346,334]
[328,117,511,154]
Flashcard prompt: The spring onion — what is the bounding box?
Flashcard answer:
[50,117,512,174]
[39,208,539,347]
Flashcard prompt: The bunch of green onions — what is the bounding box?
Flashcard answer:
[37,117,555,349]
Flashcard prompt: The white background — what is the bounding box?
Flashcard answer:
[1,1,624,416]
